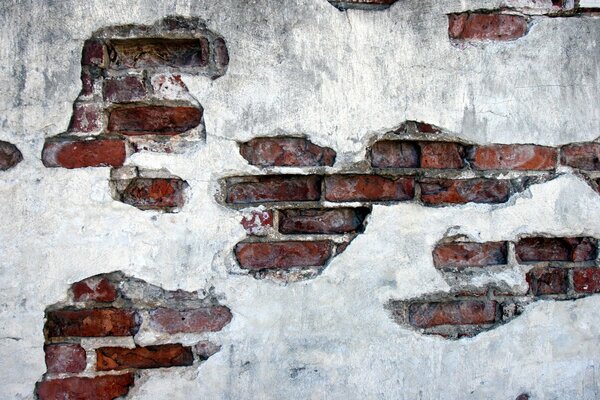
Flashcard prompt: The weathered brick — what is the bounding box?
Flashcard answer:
[81,39,105,66]
[573,268,600,293]
[0,140,23,171]
[409,300,498,328]
[468,144,557,171]
[279,208,369,234]
[108,38,210,69]
[72,277,117,303]
[149,306,233,334]
[195,341,221,360]
[526,267,568,295]
[37,373,134,400]
[240,137,336,167]
[420,178,510,205]
[214,38,229,68]
[433,242,508,269]
[370,141,419,168]
[324,175,414,202]
[515,237,597,262]
[448,13,528,41]
[235,241,332,270]
[560,143,600,171]
[419,142,464,169]
[103,76,147,103]
[120,178,188,210]
[241,210,273,235]
[45,308,139,338]
[44,344,86,374]
[96,344,194,371]
[68,103,102,133]
[226,175,321,204]
[42,139,127,169]
[108,105,202,135]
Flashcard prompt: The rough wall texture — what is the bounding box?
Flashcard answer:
[0,0,599,399]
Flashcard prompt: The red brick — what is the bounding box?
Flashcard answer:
[68,103,102,133]
[324,175,414,202]
[108,38,209,69]
[149,306,232,334]
[240,137,336,167]
[44,344,86,374]
[241,210,273,235]
[420,178,510,205]
[409,300,498,328]
[96,344,194,371]
[42,139,127,169]
[433,242,508,269]
[235,241,332,270]
[103,76,147,103]
[120,178,188,210]
[226,175,321,204]
[419,142,464,169]
[214,38,229,68]
[469,144,557,171]
[108,105,202,135]
[0,140,23,171]
[45,308,139,338]
[279,208,369,234]
[526,267,568,295]
[37,373,134,400]
[72,277,117,303]
[573,268,600,293]
[370,141,419,168]
[448,13,528,41]
[560,143,600,171]
[81,39,105,66]
[515,237,597,262]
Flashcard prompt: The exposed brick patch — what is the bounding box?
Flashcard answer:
[420,178,511,205]
[37,271,231,398]
[44,344,87,374]
[96,344,194,371]
[226,175,321,204]
[409,300,498,328]
[279,208,370,234]
[0,140,23,171]
[448,13,528,41]
[526,267,568,295]
[515,237,597,262]
[108,105,202,136]
[235,241,333,270]
[42,138,128,169]
[433,242,508,269]
[328,0,398,11]
[240,137,336,167]
[573,268,600,293]
[468,145,557,171]
[560,143,600,171]
[107,38,210,70]
[37,374,134,400]
[324,175,414,202]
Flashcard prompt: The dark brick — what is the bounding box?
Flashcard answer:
[328,0,398,10]
[419,142,464,169]
[573,268,600,293]
[81,39,105,66]
[226,175,321,204]
[409,300,498,328]
[515,394,530,400]
[214,38,229,68]
[433,242,508,269]
[0,140,23,171]
[195,341,221,360]
[515,237,597,262]
[42,139,127,169]
[37,373,134,400]
[72,277,117,303]
[235,241,332,270]
[560,143,600,171]
[96,344,194,371]
[526,267,568,295]
[370,141,419,168]
[241,210,273,235]
[68,104,102,133]
[120,178,188,210]
[108,105,202,136]
[279,208,369,234]
[420,178,510,205]
[149,306,232,334]
[44,344,86,374]
[108,38,210,69]
[240,137,335,167]
[324,175,414,202]
[468,144,557,171]
[103,76,147,103]
[45,308,139,338]
[448,13,528,41]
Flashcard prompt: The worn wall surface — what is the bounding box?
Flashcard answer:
[1,0,600,399]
